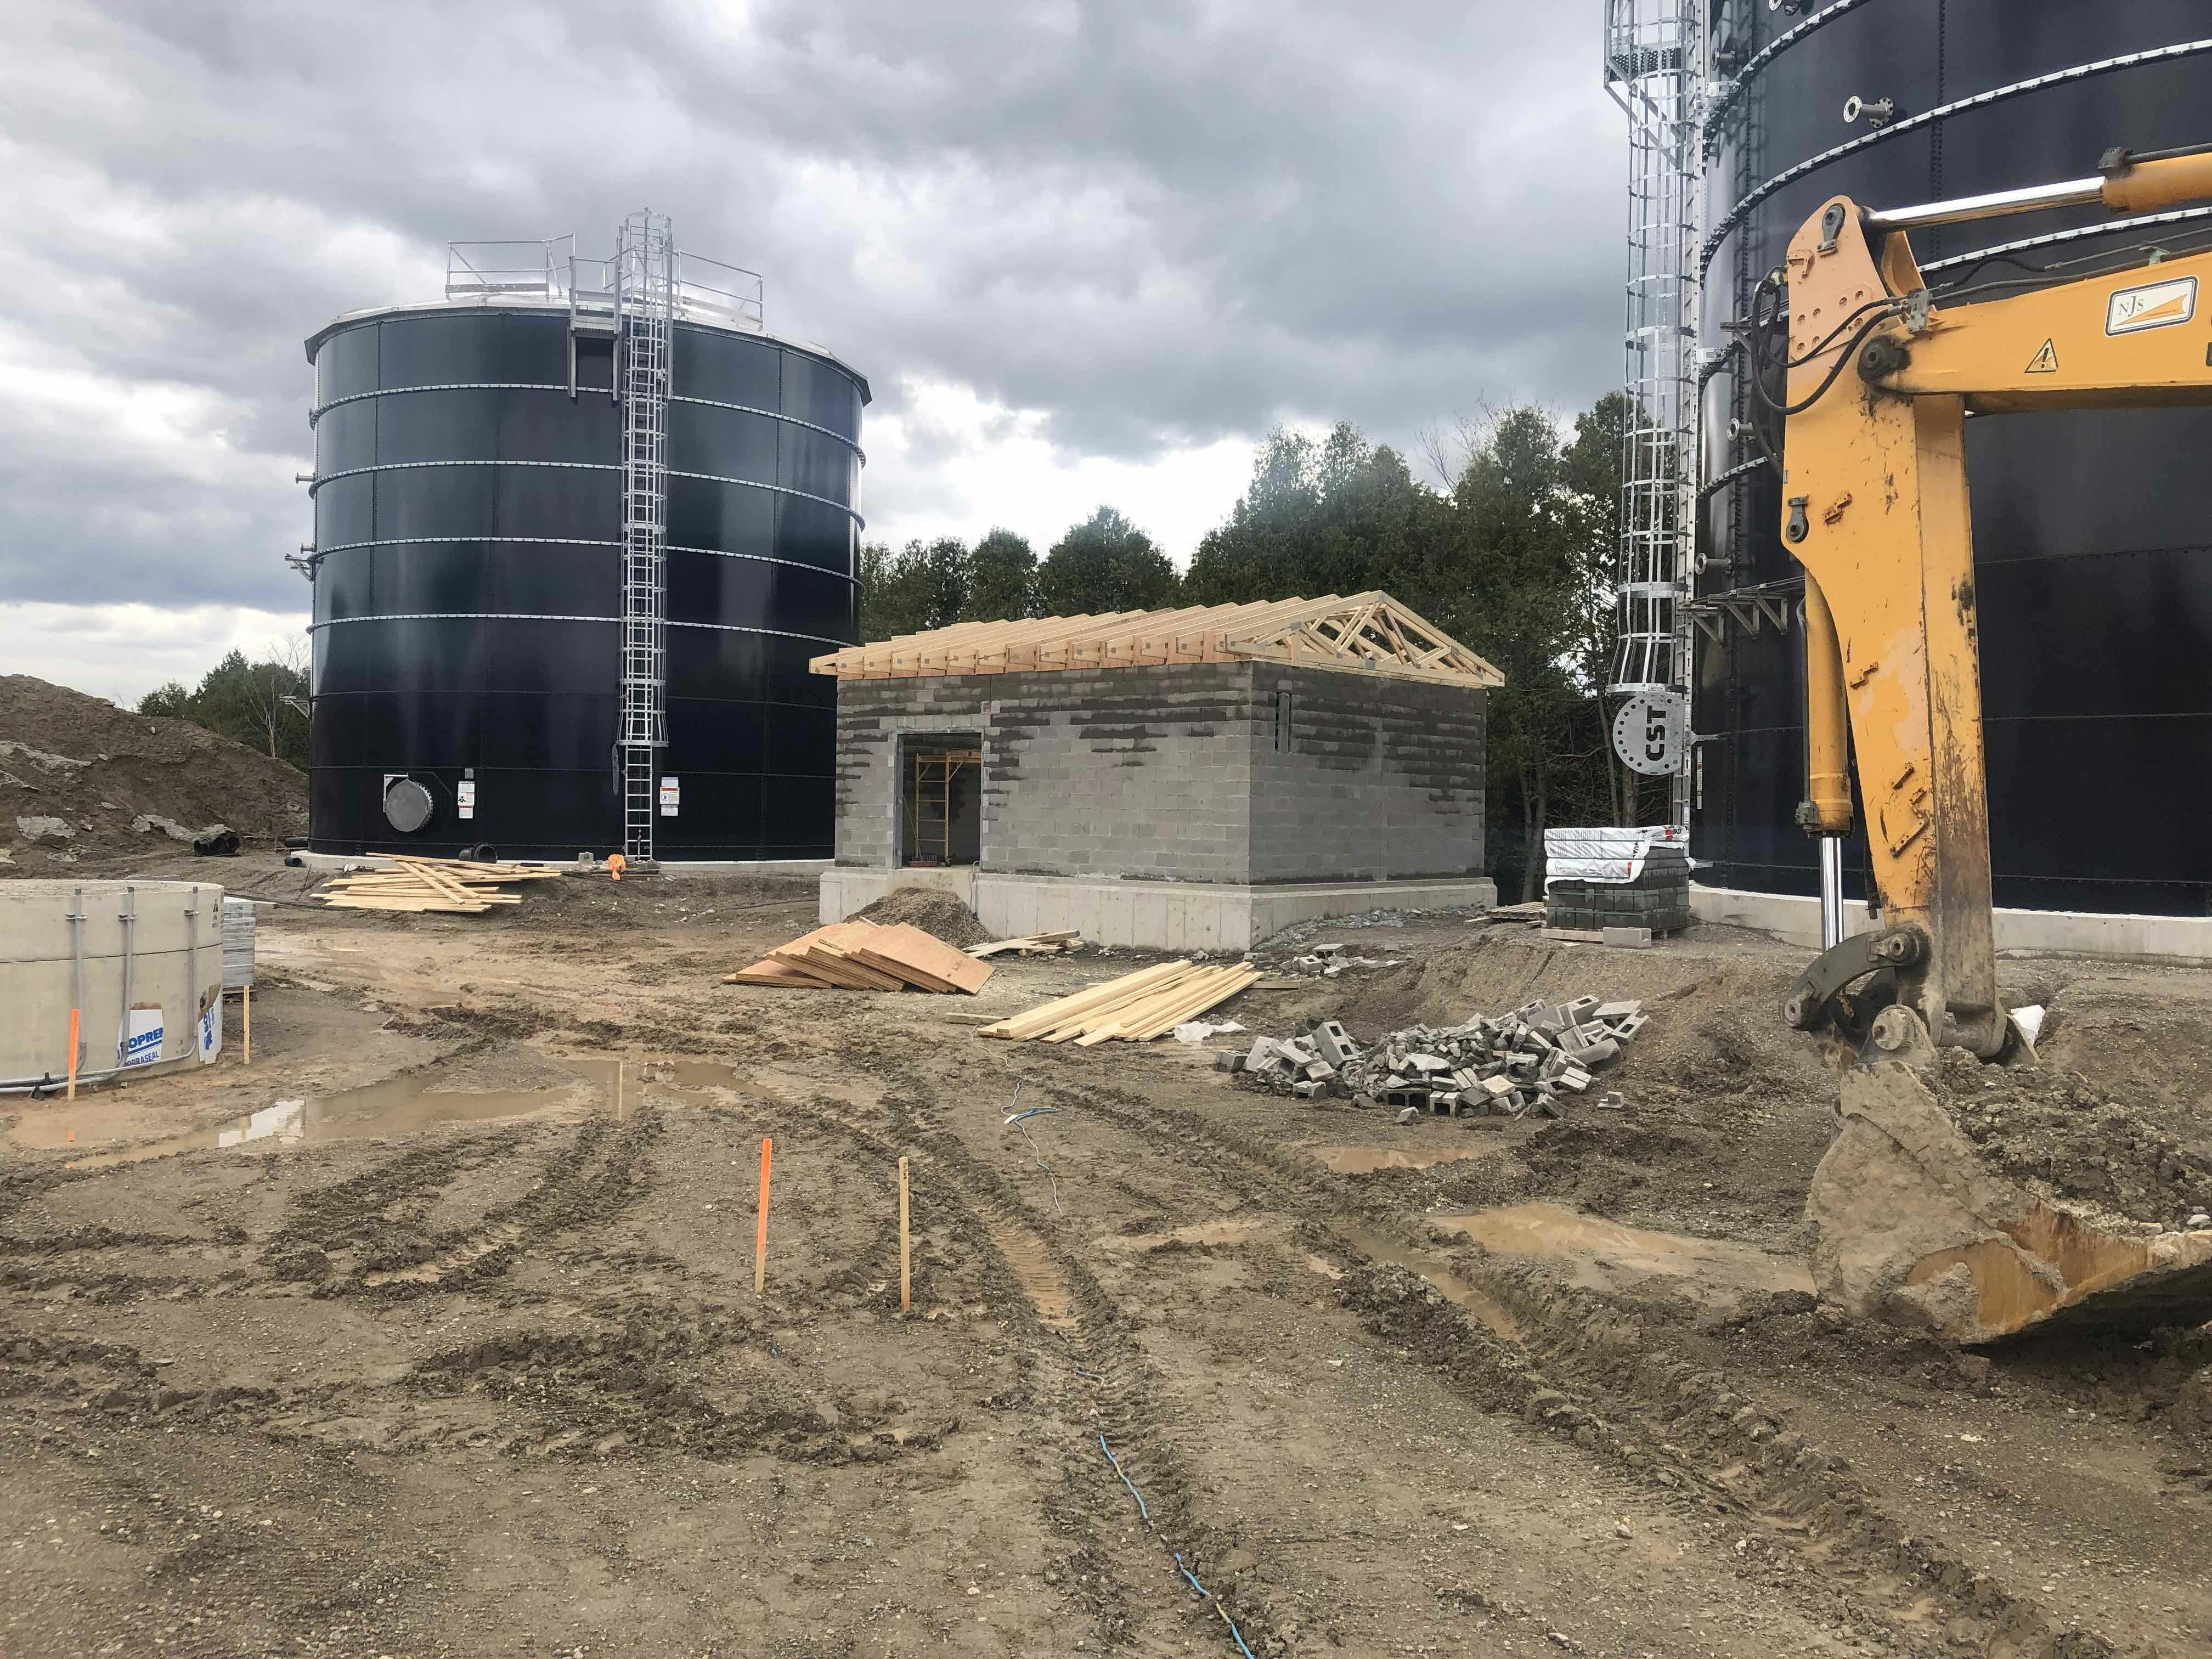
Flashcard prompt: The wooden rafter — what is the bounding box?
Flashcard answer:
[809,590,1504,689]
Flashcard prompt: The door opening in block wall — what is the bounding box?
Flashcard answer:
[901,735,981,866]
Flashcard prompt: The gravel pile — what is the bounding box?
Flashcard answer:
[849,885,992,949]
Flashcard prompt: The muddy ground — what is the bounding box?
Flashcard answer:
[3,858,2209,1658]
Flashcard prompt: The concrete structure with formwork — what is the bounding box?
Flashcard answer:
[811,594,1502,950]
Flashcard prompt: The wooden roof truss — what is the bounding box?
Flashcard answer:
[812,591,1503,689]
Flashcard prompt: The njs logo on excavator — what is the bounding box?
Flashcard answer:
[2105,273,2197,335]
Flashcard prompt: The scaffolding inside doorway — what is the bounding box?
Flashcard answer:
[905,747,980,867]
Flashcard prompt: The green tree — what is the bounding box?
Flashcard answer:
[138,681,193,719]
[1437,407,1607,900]
[962,527,1039,622]
[857,536,969,639]
[1036,507,1180,615]
[137,644,310,768]
[1184,422,1447,607]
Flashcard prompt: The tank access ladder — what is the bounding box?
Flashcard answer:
[615,211,675,864]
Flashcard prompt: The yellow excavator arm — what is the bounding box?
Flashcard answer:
[1767,147,2212,1343]
[1776,145,2212,1059]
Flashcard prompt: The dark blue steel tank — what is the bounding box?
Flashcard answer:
[303,304,866,860]
[1695,2,2212,915]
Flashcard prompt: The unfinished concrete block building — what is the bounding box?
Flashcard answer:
[811,594,1502,950]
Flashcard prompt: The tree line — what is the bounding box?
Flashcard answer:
[857,394,1658,898]
[140,647,311,771]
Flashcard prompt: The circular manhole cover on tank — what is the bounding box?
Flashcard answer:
[382,777,435,833]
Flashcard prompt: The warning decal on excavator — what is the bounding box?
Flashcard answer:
[2106,274,2197,336]
[2024,339,2059,374]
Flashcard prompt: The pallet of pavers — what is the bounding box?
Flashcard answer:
[722,920,994,994]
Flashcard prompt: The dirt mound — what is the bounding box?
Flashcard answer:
[1929,1047,2212,1229]
[0,675,306,873]
[849,885,991,948]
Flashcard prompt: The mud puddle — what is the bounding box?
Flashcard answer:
[1314,1144,1500,1175]
[1438,1202,1812,1309]
[59,1061,619,1169]
[1343,1227,1521,1339]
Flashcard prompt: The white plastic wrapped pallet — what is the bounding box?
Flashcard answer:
[1541,825,1688,890]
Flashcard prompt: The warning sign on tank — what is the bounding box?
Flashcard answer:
[2106,274,2197,336]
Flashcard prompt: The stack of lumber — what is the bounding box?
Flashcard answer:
[979,960,1259,1045]
[967,930,1080,958]
[318,857,567,915]
[723,919,994,995]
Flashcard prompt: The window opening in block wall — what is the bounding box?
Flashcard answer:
[1274,690,1294,753]
[901,735,982,866]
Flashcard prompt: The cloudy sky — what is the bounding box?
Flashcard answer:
[2,1,1623,705]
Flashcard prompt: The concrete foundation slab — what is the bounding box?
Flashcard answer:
[1692,883,2212,964]
[821,870,1494,951]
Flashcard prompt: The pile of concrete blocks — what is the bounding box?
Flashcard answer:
[1227,998,1647,1118]
[1284,943,1402,978]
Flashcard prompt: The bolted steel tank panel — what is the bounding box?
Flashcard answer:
[1695,0,2212,915]
[303,300,866,860]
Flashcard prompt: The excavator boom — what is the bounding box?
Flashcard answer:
[1770,151,2212,1339]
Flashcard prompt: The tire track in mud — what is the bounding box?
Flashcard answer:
[300,1110,664,1299]
[257,1131,531,1283]
[1051,1077,2128,1659]
[873,1073,1283,1655]
[668,1063,1271,1655]
[0,1408,451,1659]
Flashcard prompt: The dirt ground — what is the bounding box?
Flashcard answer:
[3,857,2210,1658]
[0,675,308,872]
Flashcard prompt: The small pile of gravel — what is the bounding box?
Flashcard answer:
[849,885,992,949]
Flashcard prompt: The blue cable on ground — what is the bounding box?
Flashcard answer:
[1098,1434,1257,1659]
[1001,1084,1064,1211]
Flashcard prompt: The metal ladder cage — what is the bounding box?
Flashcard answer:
[1604,0,1706,827]
[616,210,676,862]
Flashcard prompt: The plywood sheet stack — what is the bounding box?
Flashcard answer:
[723,920,995,995]
[318,857,568,915]
[979,960,1259,1044]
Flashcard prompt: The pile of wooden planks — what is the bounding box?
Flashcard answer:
[966,930,1080,959]
[318,857,568,915]
[723,920,994,994]
[979,960,1259,1045]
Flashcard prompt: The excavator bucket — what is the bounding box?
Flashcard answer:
[1807,1061,2212,1343]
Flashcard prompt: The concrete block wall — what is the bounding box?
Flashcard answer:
[832,664,1255,880]
[830,679,994,870]
[1248,665,1486,881]
[830,659,1486,884]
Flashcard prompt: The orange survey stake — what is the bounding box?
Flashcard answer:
[753,1136,772,1295]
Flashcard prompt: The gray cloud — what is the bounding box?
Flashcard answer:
[1,0,1623,615]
